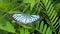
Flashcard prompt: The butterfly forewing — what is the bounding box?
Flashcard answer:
[11,14,40,24]
[31,15,40,20]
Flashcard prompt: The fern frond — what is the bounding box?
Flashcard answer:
[40,0,60,33]
[35,21,52,34]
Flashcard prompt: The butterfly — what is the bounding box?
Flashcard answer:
[10,14,43,25]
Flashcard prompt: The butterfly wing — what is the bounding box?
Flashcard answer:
[12,14,26,23]
[31,15,40,21]
[27,15,40,23]
[11,14,40,24]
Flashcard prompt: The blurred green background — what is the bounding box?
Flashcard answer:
[0,0,60,34]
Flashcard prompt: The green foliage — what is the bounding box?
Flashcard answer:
[0,0,60,34]
[0,15,15,33]
[40,0,60,33]
[23,0,38,10]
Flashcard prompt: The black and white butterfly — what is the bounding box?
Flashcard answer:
[10,14,43,25]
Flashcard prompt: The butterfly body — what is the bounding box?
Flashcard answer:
[10,14,42,25]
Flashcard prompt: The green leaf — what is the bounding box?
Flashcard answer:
[0,16,15,33]
[55,3,60,10]
[20,27,25,34]
[43,24,47,34]
[0,0,19,12]
[40,21,44,32]
[46,27,50,34]
[23,0,38,10]
[35,21,40,29]
[25,28,30,34]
